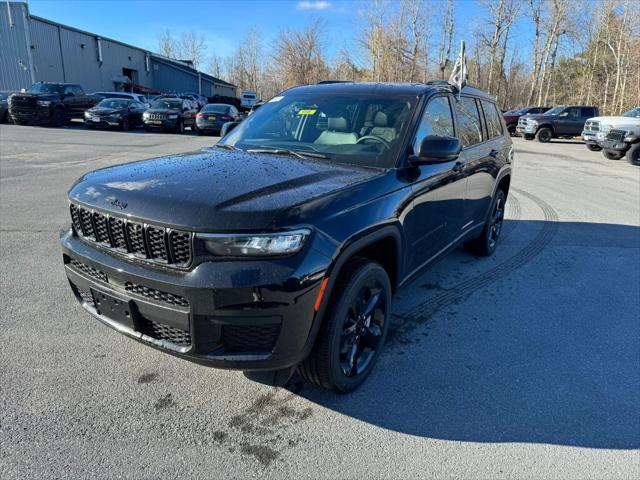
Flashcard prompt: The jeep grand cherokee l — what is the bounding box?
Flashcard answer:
[60,82,513,392]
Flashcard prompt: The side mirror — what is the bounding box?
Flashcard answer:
[411,135,461,165]
[220,121,239,137]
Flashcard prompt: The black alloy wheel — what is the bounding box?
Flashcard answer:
[299,259,391,393]
[536,127,552,143]
[464,189,506,257]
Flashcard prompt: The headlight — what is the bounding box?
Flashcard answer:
[143,112,150,119]
[529,120,538,127]
[198,229,310,257]
[37,100,51,107]
[167,114,178,119]
[84,111,91,118]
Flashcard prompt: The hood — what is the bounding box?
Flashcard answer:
[586,115,640,125]
[68,149,379,231]
[11,93,58,101]
[520,113,556,122]
[88,107,126,115]
[146,108,179,114]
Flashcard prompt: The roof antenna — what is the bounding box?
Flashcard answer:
[448,40,468,99]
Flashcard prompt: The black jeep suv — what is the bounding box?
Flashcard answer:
[143,97,197,133]
[60,82,513,392]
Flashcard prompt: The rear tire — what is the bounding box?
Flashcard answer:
[464,189,506,257]
[536,127,552,143]
[299,259,391,393]
[603,149,625,160]
[586,143,602,152]
[626,143,640,166]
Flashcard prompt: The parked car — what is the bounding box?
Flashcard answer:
[503,106,550,136]
[240,90,258,110]
[84,98,147,131]
[0,91,17,123]
[9,82,102,127]
[93,91,150,107]
[517,105,599,142]
[581,107,640,154]
[181,92,208,109]
[592,108,640,164]
[195,103,241,135]
[60,81,512,392]
[142,97,197,133]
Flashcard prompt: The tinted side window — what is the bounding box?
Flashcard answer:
[413,96,455,152]
[565,107,580,118]
[481,100,503,138]
[71,85,83,95]
[454,96,483,147]
[581,107,594,117]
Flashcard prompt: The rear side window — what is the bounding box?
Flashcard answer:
[454,97,483,147]
[413,96,455,152]
[481,100,503,138]
[581,107,594,117]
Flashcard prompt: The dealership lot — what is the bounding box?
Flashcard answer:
[1,125,638,478]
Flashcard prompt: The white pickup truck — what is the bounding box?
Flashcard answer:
[582,107,640,165]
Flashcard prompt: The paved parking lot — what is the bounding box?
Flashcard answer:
[1,123,638,479]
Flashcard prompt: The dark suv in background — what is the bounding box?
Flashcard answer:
[60,81,513,392]
[517,105,599,142]
[503,106,550,135]
[143,97,197,133]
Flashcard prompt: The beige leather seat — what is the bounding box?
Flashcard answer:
[314,117,357,145]
[367,112,396,143]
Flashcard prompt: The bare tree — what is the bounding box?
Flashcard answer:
[157,30,177,58]
[437,0,455,80]
[178,32,208,69]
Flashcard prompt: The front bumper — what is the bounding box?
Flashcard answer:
[517,124,537,135]
[143,118,178,129]
[60,230,328,371]
[10,107,52,124]
[85,116,122,128]
[600,139,629,152]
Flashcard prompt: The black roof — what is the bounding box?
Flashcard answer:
[284,81,495,101]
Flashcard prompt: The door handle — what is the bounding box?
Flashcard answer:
[452,161,464,172]
[489,149,499,158]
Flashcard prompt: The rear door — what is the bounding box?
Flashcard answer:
[407,94,466,270]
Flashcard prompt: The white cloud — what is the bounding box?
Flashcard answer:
[297,1,333,11]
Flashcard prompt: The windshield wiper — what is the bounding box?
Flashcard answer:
[246,148,328,159]
[213,143,242,151]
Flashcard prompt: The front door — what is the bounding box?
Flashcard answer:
[555,107,582,135]
[406,94,467,271]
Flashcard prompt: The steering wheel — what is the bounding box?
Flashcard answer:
[356,135,391,149]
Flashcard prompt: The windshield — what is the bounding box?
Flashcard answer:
[151,99,181,109]
[28,83,64,94]
[220,92,417,168]
[97,98,131,109]
[203,104,230,113]
[543,106,564,115]
[622,107,640,118]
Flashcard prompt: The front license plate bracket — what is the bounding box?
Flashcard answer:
[91,288,136,329]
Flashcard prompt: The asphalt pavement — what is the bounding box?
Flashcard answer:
[1,123,638,479]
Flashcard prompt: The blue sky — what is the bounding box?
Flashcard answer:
[25,0,532,63]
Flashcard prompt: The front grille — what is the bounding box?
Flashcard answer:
[124,281,189,307]
[69,258,108,283]
[607,129,627,141]
[222,323,281,353]
[584,120,600,132]
[10,96,37,108]
[518,117,528,127]
[138,318,191,346]
[69,203,193,267]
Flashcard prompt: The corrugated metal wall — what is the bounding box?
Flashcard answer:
[152,60,198,93]
[28,18,65,83]
[0,2,34,90]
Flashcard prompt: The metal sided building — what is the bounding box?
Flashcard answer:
[0,1,236,96]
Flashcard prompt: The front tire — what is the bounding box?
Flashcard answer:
[299,259,391,393]
[586,143,602,152]
[626,143,640,166]
[50,108,65,128]
[464,189,506,257]
[175,119,184,134]
[121,118,130,131]
[536,127,552,143]
[507,124,517,136]
[603,149,625,160]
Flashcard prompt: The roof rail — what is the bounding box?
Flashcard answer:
[317,80,353,84]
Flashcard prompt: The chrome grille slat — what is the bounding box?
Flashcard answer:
[69,203,192,268]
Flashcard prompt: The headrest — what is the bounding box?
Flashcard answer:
[374,111,388,127]
[328,117,348,132]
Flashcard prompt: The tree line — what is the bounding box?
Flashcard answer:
[157,0,639,114]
